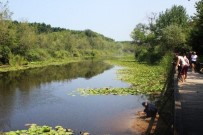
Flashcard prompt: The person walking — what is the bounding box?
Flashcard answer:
[191,51,198,72]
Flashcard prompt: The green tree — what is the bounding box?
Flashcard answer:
[155,5,189,34]
[0,45,11,64]
[130,23,148,45]
[15,22,37,56]
[131,5,190,64]
[0,0,14,64]
[190,0,203,54]
[85,29,97,56]
[160,24,187,52]
[155,5,190,53]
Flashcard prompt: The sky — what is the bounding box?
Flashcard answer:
[7,0,200,41]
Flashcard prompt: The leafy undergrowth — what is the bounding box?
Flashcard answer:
[5,124,75,135]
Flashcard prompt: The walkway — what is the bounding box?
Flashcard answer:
[174,71,203,135]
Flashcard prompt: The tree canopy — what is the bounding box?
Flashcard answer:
[189,0,203,54]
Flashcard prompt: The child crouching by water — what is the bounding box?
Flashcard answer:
[137,102,158,118]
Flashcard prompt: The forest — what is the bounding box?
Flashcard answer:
[0,0,203,68]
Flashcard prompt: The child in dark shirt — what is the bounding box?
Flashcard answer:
[139,102,158,118]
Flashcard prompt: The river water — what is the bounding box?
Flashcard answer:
[0,60,148,134]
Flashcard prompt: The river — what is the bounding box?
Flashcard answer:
[0,60,148,135]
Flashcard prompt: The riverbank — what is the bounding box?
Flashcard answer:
[0,58,81,72]
[131,114,159,135]
[0,56,115,72]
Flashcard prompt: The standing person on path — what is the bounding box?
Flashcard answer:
[188,51,193,68]
[191,51,198,72]
[175,53,188,82]
[175,53,182,79]
[183,53,190,80]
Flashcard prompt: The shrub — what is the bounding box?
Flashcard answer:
[0,46,11,64]
[53,50,70,59]
[9,54,27,66]
[26,49,51,61]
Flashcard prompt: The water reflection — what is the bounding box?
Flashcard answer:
[0,61,112,91]
[0,60,147,134]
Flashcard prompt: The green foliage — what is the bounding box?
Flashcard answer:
[0,18,121,66]
[78,86,162,96]
[29,22,66,33]
[14,22,37,56]
[53,50,70,59]
[84,29,97,37]
[160,24,187,52]
[154,5,190,54]
[159,52,173,73]
[131,23,148,45]
[156,5,189,32]
[122,46,134,54]
[0,45,11,64]
[134,45,162,64]
[147,50,162,64]
[72,49,81,57]
[134,46,149,62]
[74,58,167,96]
[78,87,143,95]
[0,4,121,67]
[0,21,15,49]
[130,4,192,64]
[6,124,74,135]
[189,0,203,54]
[9,54,27,66]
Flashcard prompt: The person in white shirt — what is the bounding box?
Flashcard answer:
[175,53,188,82]
[190,51,198,72]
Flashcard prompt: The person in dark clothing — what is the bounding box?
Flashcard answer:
[141,102,158,118]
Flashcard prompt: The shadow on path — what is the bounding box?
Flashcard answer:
[174,71,203,135]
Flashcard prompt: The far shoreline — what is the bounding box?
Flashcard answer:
[0,58,81,73]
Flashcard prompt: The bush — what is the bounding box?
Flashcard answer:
[72,49,80,57]
[53,50,70,59]
[134,46,148,62]
[0,46,11,64]
[26,49,51,61]
[134,45,164,64]
[9,54,27,66]
[159,52,173,73]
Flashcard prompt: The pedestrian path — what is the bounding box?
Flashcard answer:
[174,71,203,135]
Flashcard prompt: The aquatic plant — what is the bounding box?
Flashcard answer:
[75,57,167,96]
[5,124,74,135]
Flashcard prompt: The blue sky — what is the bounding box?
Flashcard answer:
[8,0,199,41]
